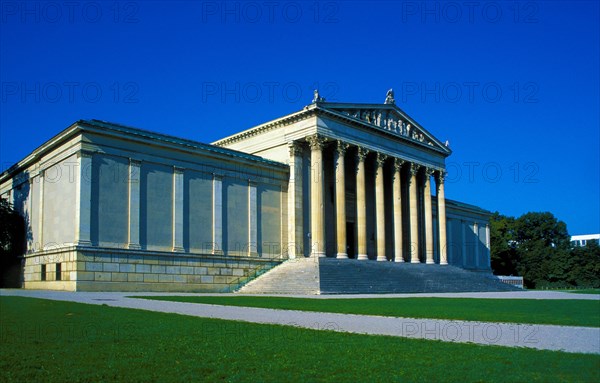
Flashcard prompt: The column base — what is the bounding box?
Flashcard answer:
[356,254,368,260]
[426,260,435,264]
[336,253,348,259]
[394,257,404,263]
[128,243,141,250]
[173,246,185,253]
[311,252,326,258]
[376,256,387,261]
[440,261,449,265]
[410,259,421,264]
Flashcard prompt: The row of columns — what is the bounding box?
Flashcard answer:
[304,134,448,264]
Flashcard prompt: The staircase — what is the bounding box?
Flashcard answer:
[319,258,520,294]
[237,257,320,294]
[236,257,520,294]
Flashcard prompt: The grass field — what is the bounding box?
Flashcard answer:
[1,296,599,383]
[133,296,600,328]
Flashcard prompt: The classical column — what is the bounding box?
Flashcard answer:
[473,222,479,269]
[393,158,404,262]
[75,151,93,246]
[248,180,258,257]
[409,163,420,263]
[375,153,387,261]
[461,220,467,267]
[212,174,223,255]
[485,223,491,268]
[424,168,434,264]
[436,171,448,265]
[307,134,327,257]
[335,141,349,259]
[172,167,185,252]
[38,169,45,250]
[127,159,141,249]
[287,142,303,259]
[356,147,369,260]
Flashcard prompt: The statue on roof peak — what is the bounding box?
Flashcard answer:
[384,89,395,104]
[312,89,326,103]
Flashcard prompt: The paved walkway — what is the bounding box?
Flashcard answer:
[1,289,599,354]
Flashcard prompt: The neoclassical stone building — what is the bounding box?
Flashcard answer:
[0,91,492,291]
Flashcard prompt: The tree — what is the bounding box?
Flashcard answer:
[568,241,600,288]
[489,212,519,276]
[513,212,570,288]
[0,198,25,287]
[488,211,597,289]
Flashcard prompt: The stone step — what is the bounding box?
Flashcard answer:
[237,257,319,294]
[236,257,521,294]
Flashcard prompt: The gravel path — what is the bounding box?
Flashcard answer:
[2,289,599,354]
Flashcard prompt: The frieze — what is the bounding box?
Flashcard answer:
[336,108,435,147]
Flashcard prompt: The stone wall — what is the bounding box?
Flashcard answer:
[22,246,282,292]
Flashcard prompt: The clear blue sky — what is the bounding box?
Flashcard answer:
[1,1,598,235]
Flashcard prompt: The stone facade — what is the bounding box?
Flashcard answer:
[213,92,492,268]
[1,120,288,291]
[0,92,493,292]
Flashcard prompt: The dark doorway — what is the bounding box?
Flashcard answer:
[346,222,356,259]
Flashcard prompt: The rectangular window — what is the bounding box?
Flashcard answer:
[56,263,62,281]
[41,264,46,281]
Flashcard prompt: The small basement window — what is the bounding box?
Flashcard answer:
[56,263,62,281]
[41,264,46,281]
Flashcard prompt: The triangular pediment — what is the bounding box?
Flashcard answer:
[315,102,450,154]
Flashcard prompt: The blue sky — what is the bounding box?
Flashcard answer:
[1,0,598,234]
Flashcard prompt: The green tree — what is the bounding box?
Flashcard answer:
[0,198,25,287]
[568,241,600,288]
[489,212,519,276]
[513,212,570,288]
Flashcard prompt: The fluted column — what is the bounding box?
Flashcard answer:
[409,163,420,263]
[128,159,142,250]
[473,221,480,268]
[287,142,303,259]
[356,147,369,260]
[485,223,491,268]
[172,167,185,252]
[335,141,349,258]
[307,134,327,257]
[436,171,448,265]
[393,158,404,262]
[75,151,93,246]
[424,168,434,264]
[375,153,387,261]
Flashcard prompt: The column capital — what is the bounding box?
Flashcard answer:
[409,163,421,176]
[375,153,388,167]
[77,150,94,159]
[424,167,435,178]
[356,146,369,162]
[436,169,447,184]
[306,134,327,150]
[212,173,223,181]
[174,166,185,175]
[393,158,406,172]
[335,140,349,156]
[288,141,303,156]
[129,158,142,167]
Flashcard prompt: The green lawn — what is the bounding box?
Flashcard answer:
[133,296,600,328]
[1,296,599,383]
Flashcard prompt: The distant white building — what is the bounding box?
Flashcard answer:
[571,234,600,247]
